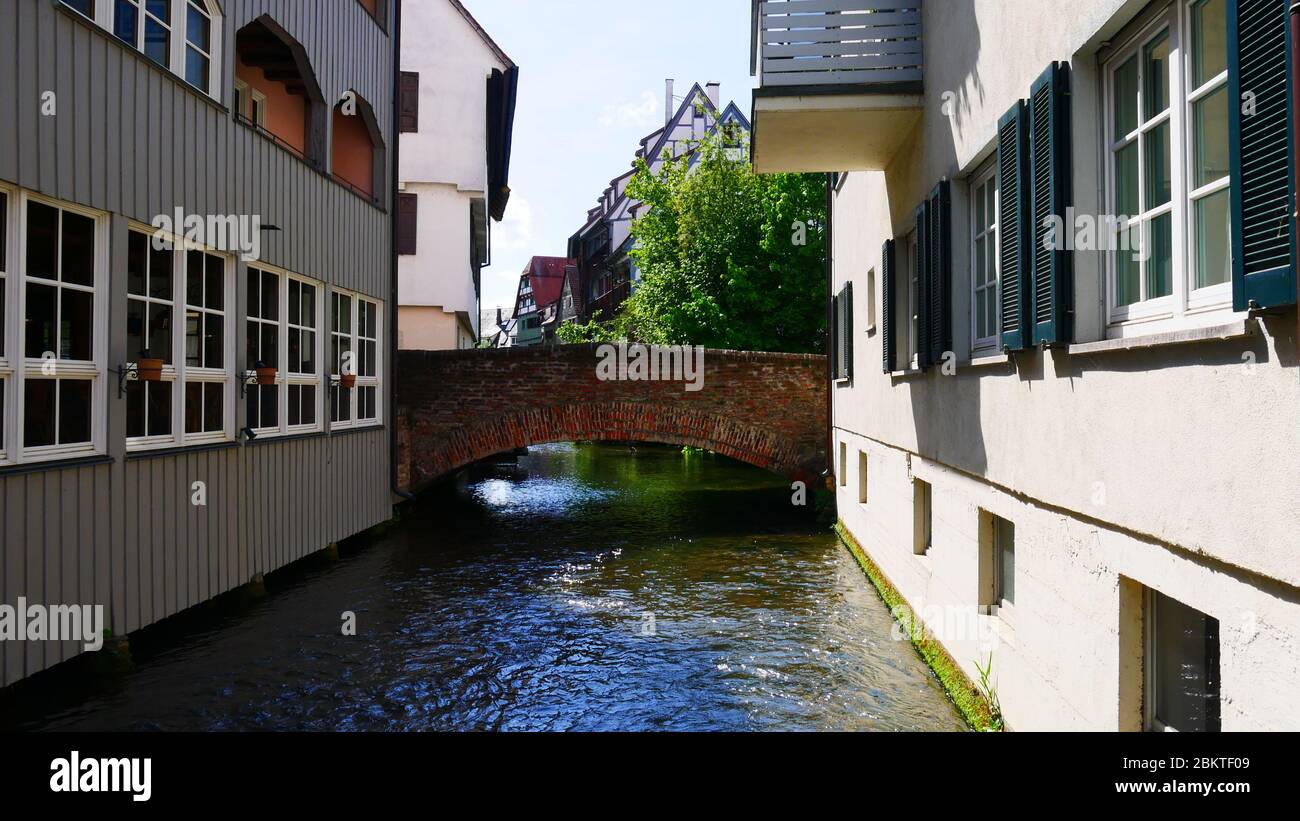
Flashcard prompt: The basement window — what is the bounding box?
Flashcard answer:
[913,479,932,555]
[979,511,1015,616]
[1146,590,1221,732]
[857,451,869,504]
[838,441,847,487]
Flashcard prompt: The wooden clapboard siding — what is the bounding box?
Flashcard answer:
[0,0,396,688]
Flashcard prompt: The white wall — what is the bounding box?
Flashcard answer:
[830,0,1300,730]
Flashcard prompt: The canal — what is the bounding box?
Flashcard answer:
[4,443,965,731]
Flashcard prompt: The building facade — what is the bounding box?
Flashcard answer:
[396,0,517,351]
[753,0,1300,730]
[567,81,750,327]
[0,0,396,687]
[510,256,568,347]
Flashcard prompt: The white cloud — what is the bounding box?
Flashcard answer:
[493,195,534,257]
[597,90,662,131]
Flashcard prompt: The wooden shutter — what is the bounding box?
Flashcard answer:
[1229,0,1297,310]
[914,199,932,369]
[399,71,420,133]
[397,192,418,255]
[926,180,953,365]
[843,281,854,379]
[1029,62,1072,346]
[998,100,1032,351]
[882,240,896,373]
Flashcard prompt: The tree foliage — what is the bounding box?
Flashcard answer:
[601,129,826,353]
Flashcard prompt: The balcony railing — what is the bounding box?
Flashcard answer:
[751,1,922,90]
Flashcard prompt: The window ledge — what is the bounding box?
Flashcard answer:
[889,368,925,380]
[961,351,1011,369]
[1068,319,1256,356]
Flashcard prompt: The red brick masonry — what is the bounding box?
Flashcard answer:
[395,344,828,492]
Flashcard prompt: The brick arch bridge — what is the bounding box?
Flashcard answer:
[394,344,827,493]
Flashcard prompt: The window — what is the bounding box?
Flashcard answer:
[857,451,868,504]
[125,231,232,448]
[866,268,877,333]
[0,190,8,461]
[82,1,222,98]
[12,195,105,463]
[246,266,323,437]
[1105,0,1232,330]
[1146,590,1220,732]
[913,478,932,555]
[330,290,383,428]
[397,193,418,255]
[993,516,1015,607]
[838,441,847,487]
[399,72,420,133]
[234,80,267,127]
[832,282,852,381]
[907,230,920,367]
[971,160,1000,350]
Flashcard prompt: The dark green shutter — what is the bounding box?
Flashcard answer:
[831,292,841,378]
[1229,0,1297,311]
[844,282,854,379]
[1029,62,1072,346]
[927,181,953,365]
[882,240,896,373]
[998,100,1032,351]
[915,199,932,369]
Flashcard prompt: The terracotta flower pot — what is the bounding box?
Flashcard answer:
[340,374,357,390]
[255,366,277,386]
[136,358,164,382]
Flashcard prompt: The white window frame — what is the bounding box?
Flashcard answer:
[907,229,920,368]
[0,185,12,464]
[77,0,223,100]
[1103,0,1237,337]
[246,263,324,439]
[329,287,384,430]
[124,224,236,452]
[6,191,109,466]
[970,159,1001,352]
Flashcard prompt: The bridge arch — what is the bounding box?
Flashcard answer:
[395,345,827,493]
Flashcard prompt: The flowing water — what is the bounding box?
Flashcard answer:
[4,443,965,732]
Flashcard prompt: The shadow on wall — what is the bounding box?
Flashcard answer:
[887,0,991,477]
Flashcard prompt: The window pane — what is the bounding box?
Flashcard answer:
[289,327,301,373]
[61,288,94,361]
[1147,213,1173,299]
[997,519,1015,606]
[203,313,223,369]
[62,211,96,286]
[186,3,210,50]
[300,385,316,426]
[260,323,277,368]
[114,0,139,45]
[1116,142,1139,217]
[144,18,169,67]
[1193,86,1229,188]
[261,273,279,321]
[25,282,57,358]
[1144,121,1171,209]
[64,0,95,18]
[245,387,258,429]
[128,381,146,438]
[128,300,147,362]
[361,386,375,421]
[301,331,316,374]
[26,202,59,281]
[288,384,301,427]
[247,269,260,317]
[362,340,375,376]
[185,381,202,434]
[259,383,277,429]
[1116,243,1141,307]
[288,280,300,325]
[1153,592,1220,732]
[145,0,169,23]
[205,254,223,310]
[1114,56,1138,139]
[149,244,172,298]
[58,379,92,445]
[1192,0,1227,88]
[1195,188,1232,289]
[24,379,56,447]
[245,321,259,369]
[146,381,171,437]
[146,299,171,362]
[0,380,6,451]
[128,231,148,296]
[204,383,223,433]
[301,285,316,328]
[186,250,204,306]
[184,50,209,93]
[1143,32,1170,119]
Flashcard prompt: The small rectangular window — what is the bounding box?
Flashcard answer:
[399,71,420,133]
[857,451,868,504]
[866,268,877,333]
[246,266,280,433]
[979,511,1015,613]
[913,479,932,555]
[970,159,1000,350]
[1147,589,1220,732]
[397,193,418,255]
[838,441,847,488]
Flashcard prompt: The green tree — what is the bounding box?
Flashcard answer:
[610,128,826,353]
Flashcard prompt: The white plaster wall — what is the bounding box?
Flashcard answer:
[397,183,479,329]
[399,0,506,191]
[828,0,1300,730]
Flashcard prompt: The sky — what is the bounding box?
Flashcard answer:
[459,0,756,316]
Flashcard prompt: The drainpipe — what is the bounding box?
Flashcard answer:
[1292,3,1300,354]
[391,0,413,503]
[824,173,835,487]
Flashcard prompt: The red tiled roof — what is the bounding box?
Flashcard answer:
[525,256,571,308]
